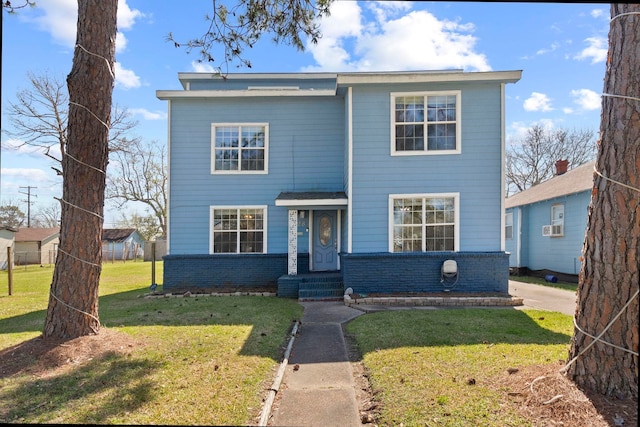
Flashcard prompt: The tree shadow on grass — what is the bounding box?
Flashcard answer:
[344,308,571,354]
[0,288,303,361]
[1,348,159,424]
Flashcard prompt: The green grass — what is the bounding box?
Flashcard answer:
[346,308,573,427]
[0,262,303,425]
[509,274,578,292]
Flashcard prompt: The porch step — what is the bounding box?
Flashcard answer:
[297,273,344,301]
[277,273,345,300]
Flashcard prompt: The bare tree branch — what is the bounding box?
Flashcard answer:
[106,139,167,238]
[166,0,332,73]
[505,124,597,196]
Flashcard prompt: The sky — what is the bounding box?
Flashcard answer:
[1,0,609,227]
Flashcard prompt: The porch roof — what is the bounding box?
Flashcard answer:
[275,192,348,209]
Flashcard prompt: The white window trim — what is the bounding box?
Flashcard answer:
[209,205,268,254]
[388,193,460,252]
[550,203,565,237]
[211,123,269,174]
[505,212,514,240]
[390,91,462,156]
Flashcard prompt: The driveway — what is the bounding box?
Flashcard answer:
[509,280,577,316]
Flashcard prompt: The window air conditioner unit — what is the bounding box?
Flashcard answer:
[551,225,563,236]
[542,225,563,237]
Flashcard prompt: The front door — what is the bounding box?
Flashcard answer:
[313,210,338,271]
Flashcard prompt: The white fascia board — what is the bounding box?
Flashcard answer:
[275,198,348,207]
[177,72,337,81]
[337,70,522,85]
[156,88,336,100]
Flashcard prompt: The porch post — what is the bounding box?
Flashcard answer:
[287,209,298,275]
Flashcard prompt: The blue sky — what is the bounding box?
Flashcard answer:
[1,1,609,226]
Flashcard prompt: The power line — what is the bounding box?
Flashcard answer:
[19,186,37,227]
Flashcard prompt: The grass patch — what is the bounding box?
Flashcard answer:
[346,308,572,426]
[0,262,303,425]
[510,275,577,292]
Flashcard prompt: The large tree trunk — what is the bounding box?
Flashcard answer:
[43,0,118,339]
[566,4,639,399]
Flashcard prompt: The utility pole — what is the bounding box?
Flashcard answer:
[19,186,37,227]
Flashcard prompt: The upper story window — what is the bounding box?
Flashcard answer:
[389,193,459,252]
[551,204,564,236]
[391,91,461,155]
[505,212,513,239]
[211,123,269,174]
[210,206,267,253]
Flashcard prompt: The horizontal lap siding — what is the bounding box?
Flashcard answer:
[169,97,345,254]
[350,83,504,253]
[523,192,590,274]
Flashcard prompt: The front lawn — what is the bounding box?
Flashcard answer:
[346,308,574,426]
[0,262,302,425]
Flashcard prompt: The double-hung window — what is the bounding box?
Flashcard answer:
[505,212,514,239]
[389,194,459,252]
[391,91,461,155]
[210,206,267,253]
[211,123,268,173]
[551,204,564,236]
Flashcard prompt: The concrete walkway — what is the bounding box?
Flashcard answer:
[268,302,364,427]
[265,282,577,426]
[509,280,577,316]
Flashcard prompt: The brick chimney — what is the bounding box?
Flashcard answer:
[555,159,569,175]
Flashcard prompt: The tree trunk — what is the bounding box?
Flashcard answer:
[567,4,639,399]
[43,0,118,339]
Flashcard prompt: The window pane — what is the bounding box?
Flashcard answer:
[427,95,456,122]
[214,231,237,253]
[216,127,239,148]
[241,149,264,171]
[215,149,239,170]
[241,126,265,148]
[427,123,456,150]
[396,96,424,123]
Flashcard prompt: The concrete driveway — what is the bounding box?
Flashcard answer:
[509,280,577,316]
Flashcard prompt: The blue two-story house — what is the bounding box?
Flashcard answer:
[505,160,595,282]
[156,70,522,298]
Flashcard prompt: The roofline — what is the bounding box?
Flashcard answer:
[505,188,591,209]
[158,70,522,100]
[156,88,337,100]
[337,70,522,85]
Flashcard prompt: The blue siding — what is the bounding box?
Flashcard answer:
[505,207,519,267]
[350,82,504,253]
[186,76,337,91]
[161,72,517,294]
[168,96,345,254]
[508,191,590,275]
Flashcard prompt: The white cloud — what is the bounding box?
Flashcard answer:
[127,108,167,121]
[118,0,144,30]
[304,2,490,72]
[570,88,601,111]
[574,36,607,64]
[523,92,553,112]
[1,168,50,182]
[535,42,559,56]
[2,139,61,161]
[26,0,142,52]
[590,9,606,19]
[114,62,141,89]
[191,61,218,73]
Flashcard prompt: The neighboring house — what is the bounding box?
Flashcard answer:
[505,160,595,281]
[14,227,60,265]
[102,228,145,261]
[0,226,17,270]
[156,69,522,296]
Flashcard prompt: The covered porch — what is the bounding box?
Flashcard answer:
[275,191,348,299]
